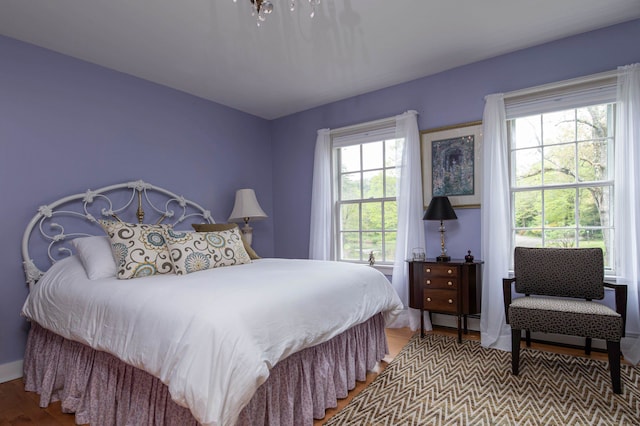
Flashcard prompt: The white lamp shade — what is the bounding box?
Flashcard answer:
[228,189,268,222]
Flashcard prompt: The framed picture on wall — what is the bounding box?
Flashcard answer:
[420,121,482,208]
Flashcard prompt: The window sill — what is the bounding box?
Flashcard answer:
[340,261,394,276]
[371,264,394,276]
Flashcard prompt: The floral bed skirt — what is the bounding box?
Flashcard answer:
[23,313,387,425]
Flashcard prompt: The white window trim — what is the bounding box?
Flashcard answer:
[504,69,617,118]
[330,116,399,266]
[504,70,617,272]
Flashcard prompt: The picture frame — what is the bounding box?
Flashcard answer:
[420,121,482,208]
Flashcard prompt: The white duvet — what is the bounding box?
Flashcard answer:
[21,256,403,426]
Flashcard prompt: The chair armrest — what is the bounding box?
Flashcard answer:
[604,282,628,337]
[503,278,516,324]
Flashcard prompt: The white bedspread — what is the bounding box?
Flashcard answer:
[21,256,403,426]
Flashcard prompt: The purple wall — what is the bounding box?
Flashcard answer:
[271,19,640,260]
[0,36,274,365]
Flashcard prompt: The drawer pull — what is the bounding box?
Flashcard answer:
[426,268,431,273]
[448,299,453,304]
[447,281,453,286]
[426,297,431,302]
[426,279,431,285]
[447,269,453,274]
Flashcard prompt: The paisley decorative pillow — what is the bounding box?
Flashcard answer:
[99,220,174,279]
[164,227,251,275]
[191,223,261,260]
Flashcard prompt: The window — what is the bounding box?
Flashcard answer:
[508,102,615,271]
[332,127,401,265]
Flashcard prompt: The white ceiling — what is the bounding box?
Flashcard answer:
[1,0,639,119]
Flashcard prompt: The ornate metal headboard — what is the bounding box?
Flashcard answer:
[22,180,214,290]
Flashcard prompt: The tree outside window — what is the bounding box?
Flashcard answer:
[336,139,399,264]
[509,103,614,270]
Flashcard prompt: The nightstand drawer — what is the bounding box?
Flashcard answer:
[424,264,458,278]
[424,289,458,313]
[423,276,457,289]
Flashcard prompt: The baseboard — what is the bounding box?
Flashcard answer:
[0,359,23,383]
[431,313,481,335]
[430,314,608,350]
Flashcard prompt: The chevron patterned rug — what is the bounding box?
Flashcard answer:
[325,334,640,425]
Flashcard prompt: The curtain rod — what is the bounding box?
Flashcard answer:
[504,69,617,100]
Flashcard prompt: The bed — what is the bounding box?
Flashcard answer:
[19,180,403,426]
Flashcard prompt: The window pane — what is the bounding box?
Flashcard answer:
[385,168,397,198]
[513,148,542,187]
[544,229,577,248]
[579,229,605,249]
[363,170,384,199]
[362,201,382,230]
[514,191,542,228]
[577,140,609,182]
[384,201,397,230]
[544,188,576,227]
[515,229,542,248]
[543,144,575,185]
[385,139,399,168]
[579,187,610,227]
[362,232,382,261]
[362,141,383,170]
[384,231,396,261]
[577,105,608,141]
[512,115,541,149]
[340,145,360,172]
[340,203,360,231]
[341,232,360,261]
[596,229,614,268]
[340,172,361,200]
[543,110,575,145]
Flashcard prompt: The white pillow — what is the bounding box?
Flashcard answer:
[71,235,117,280]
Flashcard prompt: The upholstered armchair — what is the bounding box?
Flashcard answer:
[503,247,628,394]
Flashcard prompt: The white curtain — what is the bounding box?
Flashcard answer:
[616,63,640,364]
[308,113,424,328]
[479,94,512,351]
[390,110,427,329]
[309,128,332,260]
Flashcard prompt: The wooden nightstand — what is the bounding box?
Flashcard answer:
[408,259,482,342]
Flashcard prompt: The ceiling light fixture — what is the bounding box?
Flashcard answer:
[233,0,321,26]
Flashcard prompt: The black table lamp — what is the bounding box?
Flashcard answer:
[423,196,457,262]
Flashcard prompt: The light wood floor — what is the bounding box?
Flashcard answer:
[0,326,615,426]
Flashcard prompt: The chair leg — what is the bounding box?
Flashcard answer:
[511,329,521,375]
[585,337,592,355]
[525,330,531,347]
[606,340,622,394]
